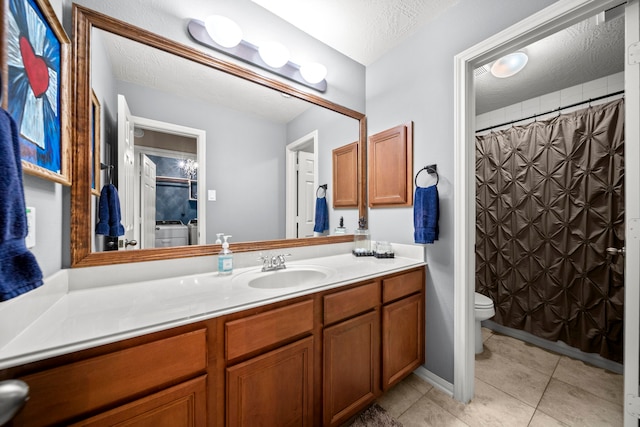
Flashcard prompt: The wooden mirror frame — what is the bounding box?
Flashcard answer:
[70,5,367,267]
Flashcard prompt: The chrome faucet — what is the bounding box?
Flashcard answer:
[259,253,291,272]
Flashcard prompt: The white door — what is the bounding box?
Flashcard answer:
[140,153,156,249]
[297,151,316,237]
[117,94,136,248]
[624,1,640,425]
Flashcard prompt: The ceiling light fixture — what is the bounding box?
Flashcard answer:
[490,52,528,78]
[188,17,327,92]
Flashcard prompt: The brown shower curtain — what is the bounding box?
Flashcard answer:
[475,98,625,362]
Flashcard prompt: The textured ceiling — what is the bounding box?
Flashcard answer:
[250,0,460,66]
[96,0,625,121]
[476,11,625,114]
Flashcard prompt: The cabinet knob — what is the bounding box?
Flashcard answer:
[0,380,29,425]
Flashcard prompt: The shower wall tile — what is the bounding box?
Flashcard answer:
[477,72,623,131]
[560,84,583,106]
[583,76,608,100]
[504,104,523,122]
[607,72,624,92]
[539,91,561,114]
[521,97,541,117]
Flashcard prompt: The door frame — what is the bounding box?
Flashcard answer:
[131,116,207,245]
[286,130,319,238]
[453,0,628,405]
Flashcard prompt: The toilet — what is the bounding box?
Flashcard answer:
[474,292,495,354]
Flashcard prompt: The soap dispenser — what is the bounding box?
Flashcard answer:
[218,235,233,275]
[353,217,372,256]
[215,233,224,244]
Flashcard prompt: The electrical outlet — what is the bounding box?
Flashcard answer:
[25,207,36,248]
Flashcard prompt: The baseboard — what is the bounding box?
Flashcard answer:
[413,366,454,396]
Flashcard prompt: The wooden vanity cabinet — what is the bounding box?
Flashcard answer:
[224,299,315,426]
[323,281,380,427]
[381,268,425,390]
[4,326,211,426]
[1,266,425,427]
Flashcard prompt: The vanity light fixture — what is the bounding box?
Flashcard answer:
[300,62,327,84]
[188,17,327,92]
[258,41,290,68]
[204,15,243,48]
[490,52,528,78]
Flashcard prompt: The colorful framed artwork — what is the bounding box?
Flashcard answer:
[1,0,71,185]
[90,90,100,195]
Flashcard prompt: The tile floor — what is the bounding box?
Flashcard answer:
[376,328,624,426]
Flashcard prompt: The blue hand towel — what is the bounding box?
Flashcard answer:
[96,184,125,237]
[414,185,439,244]
[313,196,329,233]
[0,109,43,301]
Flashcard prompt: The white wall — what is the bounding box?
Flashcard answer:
[365,0,558,383]
[117,81,286,242]
[14,0,366,279]
[288,108,361,233]
[19,0,66,277]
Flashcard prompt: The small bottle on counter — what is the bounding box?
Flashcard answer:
[218,235,233,275]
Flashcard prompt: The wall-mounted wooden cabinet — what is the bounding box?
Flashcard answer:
[332,141,359,207]
[368,122,413,207]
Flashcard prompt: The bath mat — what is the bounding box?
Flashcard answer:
[349,403,403,427]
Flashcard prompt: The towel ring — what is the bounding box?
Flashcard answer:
[316,184,327,198]
[101,163,114,185]
[415,164,439,188]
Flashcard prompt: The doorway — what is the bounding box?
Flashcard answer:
[453,3,636,424]
[130,115,207,247]
[474,11,624,361]
[286,130,319,238]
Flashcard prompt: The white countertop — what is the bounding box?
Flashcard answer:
[0,248,425,370]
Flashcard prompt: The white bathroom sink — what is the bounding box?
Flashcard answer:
[233,265,335,290]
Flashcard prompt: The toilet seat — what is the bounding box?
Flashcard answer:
[475,292,493,308]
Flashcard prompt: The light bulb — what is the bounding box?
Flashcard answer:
[490,52,528,78]
[258,41,290,68]
[300,62,327,84]
[204,15,243,48]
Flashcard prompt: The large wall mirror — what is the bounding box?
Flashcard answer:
[71,5,367,267]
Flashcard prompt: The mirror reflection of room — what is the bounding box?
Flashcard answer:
[89,28,360,252]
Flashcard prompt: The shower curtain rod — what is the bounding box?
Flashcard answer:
[476,90,625,133]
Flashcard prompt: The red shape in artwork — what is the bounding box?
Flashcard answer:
[20,36,49,98]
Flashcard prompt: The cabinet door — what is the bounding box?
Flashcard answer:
[72,376,207,427]
[382,293,424,390]
[323,310,379,427]
[227,337,314,427]
[368,122,413,207]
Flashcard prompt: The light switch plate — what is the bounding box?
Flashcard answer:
[208,190,217,201]
[26,207,36,248]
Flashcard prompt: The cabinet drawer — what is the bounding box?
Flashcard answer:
[324,281,380,325]
[382,268,423,303]
[226,299,314,361]
[17,329,207,426]
[71,375,208,427]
